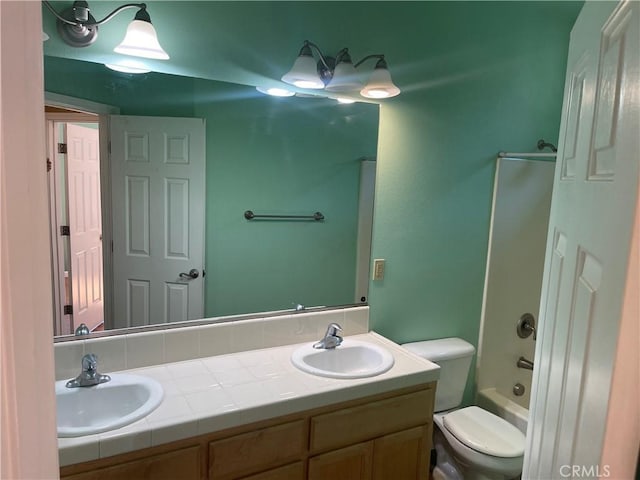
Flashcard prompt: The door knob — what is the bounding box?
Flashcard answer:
[179,269,200,280]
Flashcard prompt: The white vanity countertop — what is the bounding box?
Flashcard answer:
[58,332,440,466]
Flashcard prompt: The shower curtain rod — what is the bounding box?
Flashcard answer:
[498,151,557,158]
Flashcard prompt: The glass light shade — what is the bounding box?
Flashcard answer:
[105,60,151,74]
[325,61,363,93]
[114,20,169,60]
[256,86,295,97]
[360,67,400,99]
[281,55,324,89]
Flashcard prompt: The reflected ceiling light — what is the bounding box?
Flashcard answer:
[256,86,295,97]
[281,40,400,99]
[105,60,151,74]
[43,1,169,60]
[329,96,357,104]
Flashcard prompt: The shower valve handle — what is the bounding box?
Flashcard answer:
[516,313,537,340]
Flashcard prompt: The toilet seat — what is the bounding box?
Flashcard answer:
[443,406,525,458]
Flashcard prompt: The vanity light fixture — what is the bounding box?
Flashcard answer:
[281,40,401,99]
[43,1,169,60]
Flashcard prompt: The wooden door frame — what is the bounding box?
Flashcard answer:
[45,92,119,332]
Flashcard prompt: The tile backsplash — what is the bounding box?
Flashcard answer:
[54,306,369,381]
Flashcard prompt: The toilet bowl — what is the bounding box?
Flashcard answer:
[401,338,525,480]
[434,407,524,480]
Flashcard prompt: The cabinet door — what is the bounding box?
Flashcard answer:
[61,446,201,480]
[239,462,304,480]
[372,426,430,480]
[308,442,373,480]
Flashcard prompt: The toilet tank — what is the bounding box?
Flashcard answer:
[402,338,475,412]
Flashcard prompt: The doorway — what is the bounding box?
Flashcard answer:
[46,106,104,335]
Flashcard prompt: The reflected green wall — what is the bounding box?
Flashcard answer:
[44,57,379,318]
[193,82,378,315]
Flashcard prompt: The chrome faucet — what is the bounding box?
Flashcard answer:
[66,353,111,388]
[313,323,343,349]
[517,356,534,371]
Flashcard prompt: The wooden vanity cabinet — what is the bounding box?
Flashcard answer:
[307,426,430,480]
[238,462,305,480]
[60,446,202,480]
[208,420,306,479]
[308,442,374,480]
[371,425,431,480]
[60,383,435,480]
[308,389,433,480]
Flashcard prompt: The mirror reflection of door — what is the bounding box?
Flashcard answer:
[46,109,104,335]
[47,109,207,335]
[110,115,206,329]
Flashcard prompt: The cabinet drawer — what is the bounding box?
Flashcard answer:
[61,446,201,480]
[209,420,306,479]
[239,462,304,480]
[310,388,434,453]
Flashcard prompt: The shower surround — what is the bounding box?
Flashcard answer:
[476,157,554,433]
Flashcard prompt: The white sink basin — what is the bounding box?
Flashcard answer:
[56,373,164,438]
[291,339,395,379]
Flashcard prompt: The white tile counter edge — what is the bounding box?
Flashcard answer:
[58,332,440,466]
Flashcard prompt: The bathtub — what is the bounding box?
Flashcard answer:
[477,387,529,434]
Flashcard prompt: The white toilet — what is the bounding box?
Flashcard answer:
[402,338,525,480]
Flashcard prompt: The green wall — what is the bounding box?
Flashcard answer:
[44,57,379,317]
[367,2,581,403]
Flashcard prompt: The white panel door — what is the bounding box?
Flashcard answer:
[524,1,639,477]
[66,123,103,332]
[110,116,205,328]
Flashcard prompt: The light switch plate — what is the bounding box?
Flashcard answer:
[373,259,385,280]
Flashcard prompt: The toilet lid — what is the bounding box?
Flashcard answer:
[443,406,525,458]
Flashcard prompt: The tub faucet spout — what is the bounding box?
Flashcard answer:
[517,356,534,371]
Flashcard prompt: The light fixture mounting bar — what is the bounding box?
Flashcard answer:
[353,54,385,68]
[43,1,147,27]
[302,40,332,72]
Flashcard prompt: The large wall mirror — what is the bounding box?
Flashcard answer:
[44,56,380,338]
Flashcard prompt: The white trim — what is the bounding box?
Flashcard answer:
[46,118,68,335]
[355,159,376,303]
[44,94,119,331]
[45,111,98,122]
[45,91,119,115]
